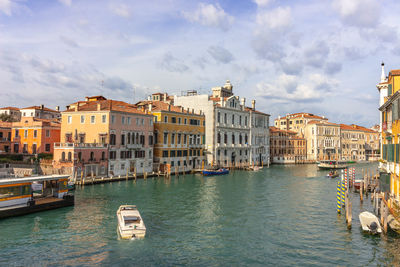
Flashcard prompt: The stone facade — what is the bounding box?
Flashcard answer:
[269,127,306,164]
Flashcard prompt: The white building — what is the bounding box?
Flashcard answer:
[174,80,270,166]
[20,105,60,120]
[0,107,21,121]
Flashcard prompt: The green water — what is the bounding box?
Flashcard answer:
[1,163,400,266]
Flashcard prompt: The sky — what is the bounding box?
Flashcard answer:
[0,0,399,127]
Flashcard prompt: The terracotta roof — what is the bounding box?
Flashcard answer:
[65,99,150,115]
[244,107,270,116]
[21,106,59,113]
[0,122,12,128]
[147,101,203,116]
[0,106,19,111]
[269,126,297,135]
[340,124,377,133]
[277,112,328,121]
[390,70,400,76]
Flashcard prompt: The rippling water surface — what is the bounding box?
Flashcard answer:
[1,163,400,266]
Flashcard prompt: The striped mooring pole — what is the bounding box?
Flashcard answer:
[337,180,342,213]
[341,177,345,207]
[345,168,348,188]
[352,167,355,185]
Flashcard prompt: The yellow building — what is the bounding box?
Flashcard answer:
[137,100,205,172]
[378,64,400,199]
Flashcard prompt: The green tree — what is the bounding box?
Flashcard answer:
[0,113,16,122]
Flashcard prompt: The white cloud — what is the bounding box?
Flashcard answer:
[256,6,292,30]
[332,0,380,28]
[0,0,12,15]
[183,3,234,31]
[58,0,71,7]
[110,4,131,18]
[256,73,338,102]
[253,0,273,7]
[160,52,189,73]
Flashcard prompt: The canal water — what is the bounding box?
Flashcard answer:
[1,163,400,266]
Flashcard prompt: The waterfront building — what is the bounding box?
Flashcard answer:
[304,120,341,161]
[0,107,21,121]
[20,105,60,120]
[364,126,380,161]
[53,143,109,177]
[11,117,60,154]
[269,126,306,164]
[136,98,205,172]
[274,112,328,136]
[174,81,270,166]
[339,124,366,161]
[0,122,12,154]
[378,63,400,197]
[247,107,270,165]
[59,96,154,177]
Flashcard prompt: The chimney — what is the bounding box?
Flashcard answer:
[97,103,101,111]
[251,100,256,110]
[181,107,184,112]
[74,106,78,112]
[148,103,152,111]
[168,105,171,111]
[40,104,44,110]
[85,97,89,101]
[241,97,246,106]
[163,93,167,101]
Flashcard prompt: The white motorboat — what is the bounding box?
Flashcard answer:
[318,160,347,169]
[117,205,146,239]
[359,211,382,234]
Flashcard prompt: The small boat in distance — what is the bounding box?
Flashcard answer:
[318,160,347,169]
[359,211,382,234]
[326,170,339,178]
[247,166,262,171]
[117,205,146,239]
[202,168,229,176]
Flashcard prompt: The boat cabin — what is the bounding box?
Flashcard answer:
[0,175,70,209]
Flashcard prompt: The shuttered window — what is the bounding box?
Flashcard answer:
[389,144,395,162]
[382,144,387,160]
[396,144,400,163]
[389,84,393,95]
[393,102,398,122]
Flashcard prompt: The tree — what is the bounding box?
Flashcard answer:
[0,113,16,122]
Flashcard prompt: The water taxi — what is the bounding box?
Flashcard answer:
[117,205,146,239]
[0,175,74,219]
[318,160,347,169]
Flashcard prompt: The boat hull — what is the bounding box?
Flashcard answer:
[117,205,146,240]
[202,169,229,176]
[359,211,382,234]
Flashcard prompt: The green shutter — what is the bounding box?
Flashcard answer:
[394,102,398,122]
[396,144,400,163]
[389,84,393,95]
[390,144,395,162]
[383,144,387,160]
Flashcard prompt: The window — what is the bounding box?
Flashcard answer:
[81,115,85,124]
[110,134,116,145]
[245,116,247,126]
[61,152,66,161]
[127,117,131,125]
[232,134,235,144]
[224,113,227,123]
[217,133,221,143]
[111,115,115,124]
[171,133,175,144]
[218,112,220,123]
[178,118,181,124]
[224,133,227,144]
[164,116,168,123]
[149,135,153,146]
[46,130,50,137]
[109,151,116,160]
[68,116,72,124]
[136,118,139,125]
[32,144,37,154]
[183,134,187,144]
[164,133,168,144]
[15,129,19,137]
[184,118,187,124]
[33,130,37,138]
[102,115,107,123]
[172,117,176,123]
[122,116,125,124]
[24,130,28,138]
[162,150,168,157]
[177,134,181,144]
[121,134,125,145]
[68,152,72,161]
[232,114,235,124]
[45,144,50,152]
[170,150,176,157]
[141,119,144,125]
[91,115,95,124]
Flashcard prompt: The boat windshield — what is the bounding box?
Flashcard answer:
[124,216,140,225]
[122,206,137,210]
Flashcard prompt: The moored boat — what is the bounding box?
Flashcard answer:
[359,211,382,234]
[318,160,347,169]
[202,168,229,176]
[117,205,146,239]
[354,179,363,191]
[326,171,339,178]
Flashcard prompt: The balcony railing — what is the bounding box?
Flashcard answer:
[54,143,108,149]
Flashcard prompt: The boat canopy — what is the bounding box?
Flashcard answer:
[0,175,70,186]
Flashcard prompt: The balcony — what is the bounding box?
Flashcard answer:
[54,143,108,149]
[0,138,10,143]
[382,121,392,133]
[126,143,142,149]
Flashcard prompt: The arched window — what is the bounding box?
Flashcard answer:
[101,151,105,160]
[217,133,221,143]
[78,152,82,161]
[224,133,227,144]
[232,134,235,144]
[61,152,65,161]
[67,152,72,161]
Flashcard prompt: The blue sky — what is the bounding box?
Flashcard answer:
[0,0,399,127]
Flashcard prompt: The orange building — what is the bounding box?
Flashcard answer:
[0,122,12,154]
[11,117,60,154]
